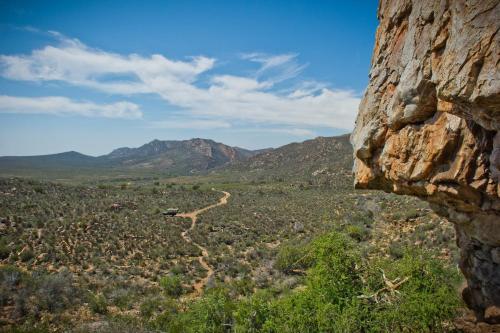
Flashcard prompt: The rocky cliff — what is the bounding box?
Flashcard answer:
[351,0,500,323]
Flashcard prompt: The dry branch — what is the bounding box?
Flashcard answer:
[357,269,409,303]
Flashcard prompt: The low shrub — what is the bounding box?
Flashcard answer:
[19,248,35,262]
[346,224,369,242]
[177,287,235,333]
[274,242,313,273]
[156,232,461,333]
[389,241,405,259]
[89,292,108,314]
[0,241,10,260]
[36,271,77,312]
[159,275,184,297]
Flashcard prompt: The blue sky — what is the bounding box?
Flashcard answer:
[0,0,378,156]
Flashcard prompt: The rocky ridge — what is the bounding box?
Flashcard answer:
[351,0,499,323]
[0,138,259,176]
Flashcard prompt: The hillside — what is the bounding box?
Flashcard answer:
[0,151,101,169]
[0,136,353,182]
[226,134,353,183]
[0,138,261,178]
[104,138,257,173]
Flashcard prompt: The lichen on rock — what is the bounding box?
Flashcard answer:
[351,0,500,323]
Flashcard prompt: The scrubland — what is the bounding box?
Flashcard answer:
[0,175,462,332]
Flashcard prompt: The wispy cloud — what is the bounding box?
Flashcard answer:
[0,31,214,95]
[0,33,360,129]
[0,95,142,119]
[266,128,316,136]
[236,127,316,137]
[241,52,308,85]
[149,119,231,129]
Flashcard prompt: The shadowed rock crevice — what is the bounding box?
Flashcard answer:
[352,0,499,323]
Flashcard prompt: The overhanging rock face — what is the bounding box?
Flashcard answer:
[351,0,500,323]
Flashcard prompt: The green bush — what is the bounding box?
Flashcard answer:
[389,241,405,259]
[346,224,369,242]
[170,264,186,275]
[0,265,23,290]
[257,234,461,332]
[159,275,184,297]
[141,296,178,319]
[231,232,460,333]
[363,251,462,332]
[261,232,362,332]
[89,292,108,314]
[0,241,10,260]
[274,242,313,273]
[19,248,35,262]
[36,271,77,313]
[179,287,235,333]
[109,288,133,310]
[233,290,272,332]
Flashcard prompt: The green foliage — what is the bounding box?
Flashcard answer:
[36,271,77,312]
[389,241,405,259]
[266,239,460,332]
[363,251,462,332]
[19,248,35,262]
[233,290,272,332]
[230,278,255,297]
[89,292,108,314]
[179,287,235,333]
[259,235,461,332]
[0,266,81,324]
[170,264,186,275]
[0,265,23,290]
[0,240,10,259]
[108,288,134,310]
[307,232,362,302]
[160,275,184,297]
[149,232,460,333]
[346,224,369,242]
[0,177,461,331]
[140,296,178,319]
[262,232,363,332]
[274,242,312,273]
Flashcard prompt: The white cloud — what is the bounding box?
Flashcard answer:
[267,128,316,136]
[0,34,360,130]
[149,119,231,129]
[240,52,309,86]
[0,35,214,93]
[0,95,142,119]
[237,127,316,136]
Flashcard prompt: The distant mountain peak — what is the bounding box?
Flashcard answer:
[98,138,261,173]
[0,135,352,179]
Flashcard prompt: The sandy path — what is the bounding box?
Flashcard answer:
[177,189,230,296]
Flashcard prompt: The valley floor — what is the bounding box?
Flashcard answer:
[0,175,468,332]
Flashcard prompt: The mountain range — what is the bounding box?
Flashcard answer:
[0,135,352,178]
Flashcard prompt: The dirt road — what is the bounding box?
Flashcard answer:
[177,189,230,296]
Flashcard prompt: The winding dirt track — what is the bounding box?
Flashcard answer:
[177,189,230,296]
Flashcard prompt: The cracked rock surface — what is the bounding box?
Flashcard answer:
[351,0,499,323]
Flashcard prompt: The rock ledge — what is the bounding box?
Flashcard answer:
[352,0,499,322]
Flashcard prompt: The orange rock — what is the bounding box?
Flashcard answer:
[351,0,500,322]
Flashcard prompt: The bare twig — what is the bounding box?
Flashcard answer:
[357,269,409,303]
